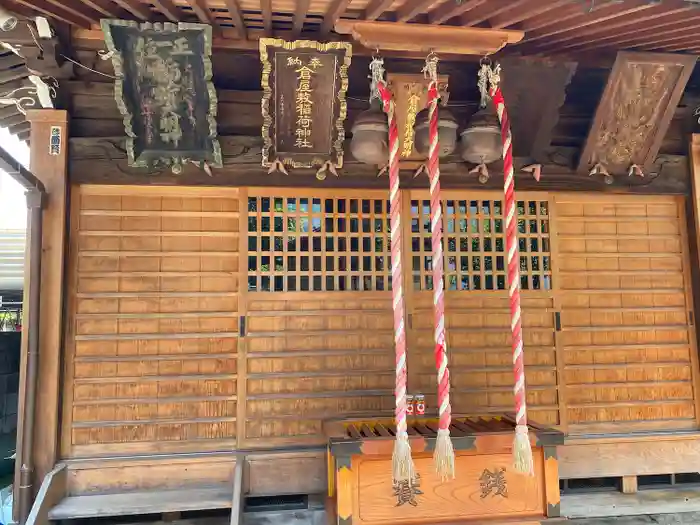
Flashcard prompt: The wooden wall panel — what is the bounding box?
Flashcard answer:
[406,191,559,426]
[554,194,698,434]
[243,189,395,448]
[63,185,241,457]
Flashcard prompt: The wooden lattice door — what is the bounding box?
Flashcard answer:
[404,191,561,427]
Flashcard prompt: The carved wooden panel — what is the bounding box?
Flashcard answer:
[577,51,696,175]
[555,194,699,434]
[499,57,576,161]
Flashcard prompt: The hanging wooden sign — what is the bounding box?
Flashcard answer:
[101,20,222,174]
[259,39,352,174]
[387,73,448,162]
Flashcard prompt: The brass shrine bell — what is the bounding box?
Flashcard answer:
[459,106,502,165]
[413,106,459,158]
[350,103,389,166]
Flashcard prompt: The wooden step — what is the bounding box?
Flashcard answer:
[48,487,232,520]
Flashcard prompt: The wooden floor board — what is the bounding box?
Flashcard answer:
[562,487,700,518]
[49,487,232,520]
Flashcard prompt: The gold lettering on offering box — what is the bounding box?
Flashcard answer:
[286,56,323,149]
[479,468,508,499]
[134,36,195,148]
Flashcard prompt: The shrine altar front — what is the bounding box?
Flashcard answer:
[325,415,564,525]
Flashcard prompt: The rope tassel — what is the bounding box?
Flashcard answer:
[375,60,416,484]
[481,62,535,476]
[424,55,456,481]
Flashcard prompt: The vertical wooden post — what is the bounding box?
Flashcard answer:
[687,134,700,424]
[15,110,69,502]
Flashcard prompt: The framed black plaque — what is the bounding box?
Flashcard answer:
[101,20,222,173]
[260,39,352,171]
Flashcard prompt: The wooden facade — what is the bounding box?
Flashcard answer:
[7,2,700,523]
[58,186,700,454]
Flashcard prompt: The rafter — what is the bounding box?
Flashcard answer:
[223,0,248,39]
[261,0,272,35]
[44,0,102,24]
[518,3,586,33]
[626,29,700,51]
[459,0,530,28]
[488,0,573,29]
[0,53,25,70]
[396,0,433,23]
[555,11,700,54]
[427,0,487,26]
[186,0,222,35]
[0,104,22,120]
[527,3,694,52]
[8,120,30,135]
[151,0,182,22]
[111,0,152,19]
[521,1,658,46]
[11,0,92,27]
[292,0,311,37]
[363,0,394,21]
[321,0,352,37]
[0,65,28,84]
[657,39,700,53]
[79,0,129,18]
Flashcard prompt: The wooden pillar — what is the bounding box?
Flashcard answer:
[687,134,700,425]
[14,110,68,500]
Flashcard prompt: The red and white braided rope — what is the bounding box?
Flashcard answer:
[426,82,451,436]
[377,80,411,468]
[489,85,529,433]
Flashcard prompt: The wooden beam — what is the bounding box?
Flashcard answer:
[0,65,28,85]
[548,11,700,54]
[527,4,695,53]
[522,1,658,46]
[292,0,311,37]
[621,476,638,494]
[659,40,700,53]
[79,0,129,18]
[25,464,66,525]
[11,0,92,28]
[520,3,596,33]
[8,120,30,135]
[2,113,26,127]
[186,0,222,36]
[0,52,26,70]
[335,19,523,55]
[151,0,183,22]
[223,0,248,39]
[627,30,700,52]
[577,51,696,175]
[459,0,531,28]
[0,104,21,119]
[261,0,272,35]
[229,457,246,525]
[22,110,69,517]
[111,0,152,19]
[395,0,433,23]
[487,0,572,30]
[321,0,352,37]
[427,0,487,26]
[362,0,394,21]
[68,135,691,195]
[44,0,101,25]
